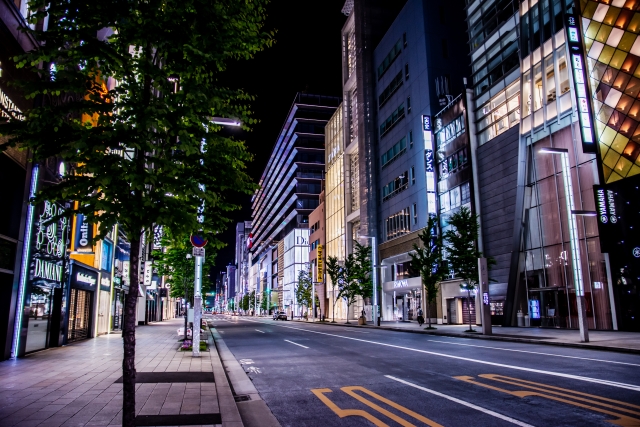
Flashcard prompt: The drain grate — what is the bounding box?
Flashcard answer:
[234,394,251,402]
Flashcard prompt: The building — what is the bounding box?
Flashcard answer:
[250,93,339,310]
[234,221,252,312]
[308,191,326,318]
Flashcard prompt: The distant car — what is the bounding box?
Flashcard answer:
[231,312,238,316]
[273,311,287,321]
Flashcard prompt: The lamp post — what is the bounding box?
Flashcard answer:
[539,147,589,342]
[359,236,379,326]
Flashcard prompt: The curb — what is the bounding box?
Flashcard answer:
[209,322,281,427]
[292,320,640,355]
[207,326,244,427]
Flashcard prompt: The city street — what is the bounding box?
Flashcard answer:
[212,315,640,427]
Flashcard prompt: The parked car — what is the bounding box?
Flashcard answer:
[273,311,287,321]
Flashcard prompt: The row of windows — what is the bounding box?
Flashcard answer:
[381,136,407,169]
[439,147,469,181]
[382,171,408,202]
[310,239,321,250]
[295,198,319,210]
[380,103,405,137]
[385,207,410,241]
[379,71,403,108]
[520,0,574,58]
[522,45,569,118]
[472,29,519,96]
[468,0,518,51]
[434,114,465,148]
[439,182,471,213]
[476,80,521,146]
[378,39,403,80]
[296,183,321,194]
[295,152,324,164]
[310,221,321,233]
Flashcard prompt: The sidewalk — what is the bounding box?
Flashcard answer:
[295,319,640,354]
[0,318,242,427]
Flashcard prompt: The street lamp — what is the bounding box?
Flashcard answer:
[539,147,589,342]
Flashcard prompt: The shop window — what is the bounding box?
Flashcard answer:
[523,71,532,117]
[533,62,543,111]
[544,54,556,104]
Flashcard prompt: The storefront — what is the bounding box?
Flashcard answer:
[382,277,422,322]
[18,201,70,356]
[66,262,98,343]
[97,271,112,335]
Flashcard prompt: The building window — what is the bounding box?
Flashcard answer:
[403,32,407,47]
[385,207,410,241]
[438,148,468,181]
[410,166,415,185]
[379,103,405,137]
[405,63,409,80]
[412,203,417,225]
[378,39,402,80]
[407,96,411,113]
[409,130,413,148]
[476,80,520,145]
[382,171,408,202]
[434,114,465,148]
[379,71,403,108]
[470,28,519,97]
[381,137,407,168]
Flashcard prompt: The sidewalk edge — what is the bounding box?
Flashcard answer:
[293,320,640,355]
[207,327,244,427]
[209,323,281,427]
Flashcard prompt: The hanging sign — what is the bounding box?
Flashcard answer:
[190,234,208,248]
[317,244,323,280]
[74,214,94,252]
[565,13,596,154]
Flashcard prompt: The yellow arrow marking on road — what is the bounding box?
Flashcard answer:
[311,388,389,427]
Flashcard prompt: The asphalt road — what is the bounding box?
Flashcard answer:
[210,315,640,427]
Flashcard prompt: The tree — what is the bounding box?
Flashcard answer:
[444,206,493,332]
[248,290,256,314]
[410,216,447,329]
[337,251,361,324]
[1,1,272,425]
[352,241,373,306]
[240,294,250,312]
[296,269,313,319]
[325,256,343,323]
[152,229,216,303]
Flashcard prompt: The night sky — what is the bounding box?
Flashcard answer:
[212,0,347,277]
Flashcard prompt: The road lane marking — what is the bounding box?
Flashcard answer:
[311,388,388,426]
[239,318,640,392]
[341,386,443,427]
[425,339,640,367]
[386,376,534,427]
[456,374,640,426]
[284,339,309,348]
[255,329,265,333]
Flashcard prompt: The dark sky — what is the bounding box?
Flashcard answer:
[213,0,347,276]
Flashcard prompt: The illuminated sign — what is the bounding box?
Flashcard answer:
[74,214,93,252]
[316,244,323,280]
[425,149,434,173]
[0,86,22,120]
[34,259,63,282]
[565,14,596,154]
[422,115,431,132]
[393,280,409,288]
[76,272,96,286]
[483,292,489,305]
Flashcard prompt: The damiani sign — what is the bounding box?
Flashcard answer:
[34,259,63,282]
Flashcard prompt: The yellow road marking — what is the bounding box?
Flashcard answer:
[311,388,389,427]
[341,386,443,427]
[455,374,640,427]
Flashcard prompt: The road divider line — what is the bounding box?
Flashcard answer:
[425,339,640,367]
[385,375,534,427]
[284,339,309,349]
[238,318,640,392]
[255,329,265,333]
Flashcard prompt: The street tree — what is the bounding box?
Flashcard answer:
[444,206,493,332]
[325,256,343,323]
[336,251,362,324]
[0,1,272,425]
[296,269,313,319]
[409,216,447,329]
[352,241,373,307]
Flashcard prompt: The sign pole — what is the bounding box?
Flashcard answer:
[192,250,203,357]
[478,258,492,335]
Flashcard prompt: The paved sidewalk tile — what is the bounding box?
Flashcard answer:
[0,318,231,427]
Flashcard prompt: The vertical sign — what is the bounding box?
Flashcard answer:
[423,114,437,215]
[593,184,621,252]
[316,244,323,281]
[566,13,597,154]
[74,214,94,252]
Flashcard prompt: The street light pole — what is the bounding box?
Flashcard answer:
[360,236,379,326]
[539,147,589,342]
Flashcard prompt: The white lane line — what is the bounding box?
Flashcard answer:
[386,375,535,427]
[255,329,265,333]
[425,339,640,367]
[284,339,309,349]
[239,318,640,392]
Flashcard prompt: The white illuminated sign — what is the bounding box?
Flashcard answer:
[34,259,63,282]
[393,280,409,288]
[76,272,96,286]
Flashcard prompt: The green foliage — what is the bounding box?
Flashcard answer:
[335,242,372,321]
[152,229,216,301]
[296,269,313,311]
[410,216,447,328]
[0,0,273,248]
[325,256,342,320]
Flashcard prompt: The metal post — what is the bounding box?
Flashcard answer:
[192,254,202,357]
[372,237,379,326]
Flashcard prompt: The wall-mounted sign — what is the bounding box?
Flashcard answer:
[144,261,153,285]
[70,263,98,289]
[422,115,431,132]
[393,280,409,288]
[593,185,621,252]
[74,214,94,252]
[565,13,596,154]
[317,244,323,280]
[34,259,63,282]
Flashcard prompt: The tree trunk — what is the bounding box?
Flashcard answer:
[467,289,473,332]
[122,233,141,427]
[427,298,431,329]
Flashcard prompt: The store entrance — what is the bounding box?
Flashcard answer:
[68,288,91,342]
[528,287,568,328]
